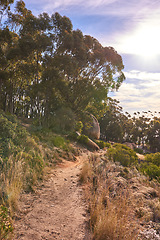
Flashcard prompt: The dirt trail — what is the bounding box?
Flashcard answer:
[13,152,92,240]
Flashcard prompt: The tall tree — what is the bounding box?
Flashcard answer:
[100,98,126,142]
[42,12,125,116]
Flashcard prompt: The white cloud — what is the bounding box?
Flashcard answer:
[124,71,160,81]
[26,0,160,58]
[110,70,160,114]
[26,0,117,13]
[26,0,160,17]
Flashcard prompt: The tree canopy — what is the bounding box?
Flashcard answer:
[0,0,125,123]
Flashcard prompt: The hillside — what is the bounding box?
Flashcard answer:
[0,112,160,240]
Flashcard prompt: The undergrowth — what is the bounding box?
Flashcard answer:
[80,145,160,239]
[80,154,140,240]
[0,111,73,239]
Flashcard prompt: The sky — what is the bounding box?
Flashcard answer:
[24,0,160,115]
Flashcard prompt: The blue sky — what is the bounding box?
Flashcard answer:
[24,0,160,115]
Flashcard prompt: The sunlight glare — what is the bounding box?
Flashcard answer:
[118,21,160,58]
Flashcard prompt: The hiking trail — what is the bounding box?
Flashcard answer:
[13,151,92,240]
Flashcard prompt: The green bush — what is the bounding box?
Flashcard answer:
[0,112,46,211]
[77,134,89,145]
[0,205,13,239]
[95,140,111,149]
[105,142,112,148]
[145,152,160,167]
[0,113,27,158]
[32,129,70,151]
[95,140,105,149]
[67,132,79,141]
[138,152,160,181]
[134,148,144,154]
[46,107,76,134]
[107,143,138,167]
[50,135,69,150]
[75,121,83,133]
[139,162,160,181]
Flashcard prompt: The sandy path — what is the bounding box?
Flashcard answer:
[13,152,91,240]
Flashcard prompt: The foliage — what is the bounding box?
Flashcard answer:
[138,152,160,181]
[77,134,89,145]
[100,107,160,153]
[134,148,144,154]
[145,152,160,167]
[0,205,13,240]
[75,121,83,133]
[0,112,27,158]
[0,112,45,214]
[0,1,125,127]
[67,131,79,141]
[100,98,127,143]
[147,119,160,152]
[107,143,138,167]
[139,162,160,182]
[95,140,109,149]
[31,128,70,151]
[44,107,76,134]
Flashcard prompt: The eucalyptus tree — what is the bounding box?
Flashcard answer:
[0,2,125,124]
[147,117,160,152]
[3,1,53,116]
[99,98,127,142]
[42,12,125,118]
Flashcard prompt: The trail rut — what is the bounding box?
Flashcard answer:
[13,152,91,240]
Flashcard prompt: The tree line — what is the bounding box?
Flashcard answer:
[100,99,160,153]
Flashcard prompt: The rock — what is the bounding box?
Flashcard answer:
[83,113,100,140]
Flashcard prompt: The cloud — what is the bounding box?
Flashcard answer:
[25,0,160,58]
[124,71,160,81]
[110,70,160,114]
[26,0,160,17]
[23,0,160,115]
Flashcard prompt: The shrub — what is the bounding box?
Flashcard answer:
[135,148,144,154]
[0,205,13,239]
[107,143,138,167]
[75,121,83,133]
[139,162,160,181]
[47,107,76,133]
[105,142,112,148]
[145,152,160,167]
[67,131,79,141]
[77,134,89,145]
[95,140,106,149]
[0,112,46,214]
[95,140,111,149]
[79,162,92,184]
[0,113,27,158]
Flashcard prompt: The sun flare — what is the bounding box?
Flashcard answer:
[119,21,160,58]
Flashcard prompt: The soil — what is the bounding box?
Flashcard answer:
[13,151,92,240]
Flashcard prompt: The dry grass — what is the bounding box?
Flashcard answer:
[91,192,137,240]
[79,161,92,184]
[1,156,24,214]
[82,154,140,240]
[0,138,45,215]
